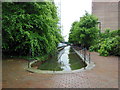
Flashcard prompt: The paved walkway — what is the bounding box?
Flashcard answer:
[2,51,118,88]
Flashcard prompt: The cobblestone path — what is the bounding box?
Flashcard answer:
[2,51,118,88]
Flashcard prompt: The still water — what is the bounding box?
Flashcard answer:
[38,46,86,71]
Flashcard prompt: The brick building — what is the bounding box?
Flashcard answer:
[92,0,120,32]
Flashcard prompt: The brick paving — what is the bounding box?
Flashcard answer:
[2,51,118,88]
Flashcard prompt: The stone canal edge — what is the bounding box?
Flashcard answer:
[26,48,95,74]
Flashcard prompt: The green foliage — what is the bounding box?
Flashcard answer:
[69,21,79,43]
[98,37,119,56]
[69,12,99,48]
[89,44,99,52]
[2,2,63,58]
[90,29,120,56]
[69,11,119,56]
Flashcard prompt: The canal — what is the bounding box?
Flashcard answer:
[38,46,86,71]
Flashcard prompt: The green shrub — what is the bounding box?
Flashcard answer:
[98,36,119,56]
[89,45,99,52]
[2,2,63,58]
[90,29,119,56]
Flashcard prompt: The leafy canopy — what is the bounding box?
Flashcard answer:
[2,2,63,58]
[69,12,99,48]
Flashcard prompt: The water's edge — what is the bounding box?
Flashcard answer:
[26,47,95,74]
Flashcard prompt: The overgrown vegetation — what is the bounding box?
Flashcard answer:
[2,2,63,60]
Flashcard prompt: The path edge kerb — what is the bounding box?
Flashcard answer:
[26,48,95,74]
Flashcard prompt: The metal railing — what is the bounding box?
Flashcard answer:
[79,47,91,64]
[73,46,91,64]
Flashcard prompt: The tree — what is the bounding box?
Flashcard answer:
[2,2,63,58]
[69,21,79,44]
[69,12,99,48]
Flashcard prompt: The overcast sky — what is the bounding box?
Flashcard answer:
[55,0,92,41]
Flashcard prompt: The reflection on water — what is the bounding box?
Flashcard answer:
[58,46,71,71]
[38,46,86,71]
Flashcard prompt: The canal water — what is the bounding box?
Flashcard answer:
[38,46,86,71]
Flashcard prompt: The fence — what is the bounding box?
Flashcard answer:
[73,46,91,64]
[79,48,91,64]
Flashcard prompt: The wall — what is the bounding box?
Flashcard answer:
[92,0,120,32]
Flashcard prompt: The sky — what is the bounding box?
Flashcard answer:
[55,0,92,41]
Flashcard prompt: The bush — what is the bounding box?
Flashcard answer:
[90,29,119,56]
[89,45,99,52]
[98,37,119,56]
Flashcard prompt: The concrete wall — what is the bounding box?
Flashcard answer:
[92,0,120,32]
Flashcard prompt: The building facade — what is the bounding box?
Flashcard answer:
[92,0,120,32]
